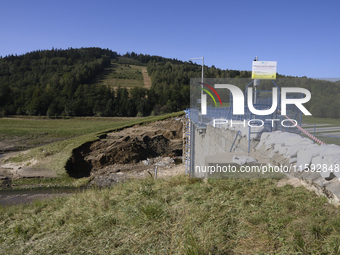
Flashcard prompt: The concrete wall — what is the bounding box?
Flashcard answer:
[192,123,259,177]
[191,121,340,206]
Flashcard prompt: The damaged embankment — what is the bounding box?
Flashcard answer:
[0,112,184,186]
[65,117,184,178]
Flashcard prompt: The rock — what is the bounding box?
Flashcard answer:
[155,157,174,166]
[142,158,151,165]
[90,174,122,187]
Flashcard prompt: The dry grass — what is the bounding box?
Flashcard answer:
[91,62,145,89]
[1,175,340,254]
[141,66,152,89]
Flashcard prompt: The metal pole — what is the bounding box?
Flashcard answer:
[154,166,157,180]
[202,57,204,84]
[201,57,204,123]
[230,130,241,152]
[254,86,257,105]
[254,56,258,105]
[313,124,316,144]
[189,57,204,123]
[248,125,251,154]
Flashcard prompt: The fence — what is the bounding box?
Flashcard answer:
[189,79,303,136]
[187,80,305,160]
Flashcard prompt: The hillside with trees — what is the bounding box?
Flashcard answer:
[0,47,339,118]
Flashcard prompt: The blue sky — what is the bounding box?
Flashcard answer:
[1,0,339,78]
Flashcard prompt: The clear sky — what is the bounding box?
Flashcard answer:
[1,0,339,78]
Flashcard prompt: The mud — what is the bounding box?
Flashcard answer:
[65,117,184,178]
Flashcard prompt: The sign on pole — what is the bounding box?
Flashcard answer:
[252,61,277,80]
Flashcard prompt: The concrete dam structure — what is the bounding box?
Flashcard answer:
[186,78,340,206]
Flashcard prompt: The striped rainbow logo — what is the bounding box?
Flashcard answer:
[196,82,223,107]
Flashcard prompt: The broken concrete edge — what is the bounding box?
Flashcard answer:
[255,142,340,206]
[192,123,340,206]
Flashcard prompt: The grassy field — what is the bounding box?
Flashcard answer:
[301,116,340,145]
[302,116,340,125]
[1,112,184,182]
[91,62,145,89]
[215,102,230,108]
[0,116,140,149]
[1,175,340,254]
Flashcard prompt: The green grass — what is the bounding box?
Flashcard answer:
[0,116,134,148]
[307,126,340,133]
[301,116,340,145]
[216,102,230,108]
[306,135,340,146]
[92,62,144,88]
[111,64,143,80]
[0,116,140,148]
[299,132,339,146]
[302,116,340,125]
[2,112,184,177]
[1,175,340,254]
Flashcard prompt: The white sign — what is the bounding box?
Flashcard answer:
[252,61,277,80]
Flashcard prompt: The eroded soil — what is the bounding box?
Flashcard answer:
[0,117,186,204]
[65,117,184,178]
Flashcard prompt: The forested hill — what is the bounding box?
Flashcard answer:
[100,53,340,118]
[0,48,113,116]
[0,47,340,118]
[0,47,249,117]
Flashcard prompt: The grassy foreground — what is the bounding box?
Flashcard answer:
[1,175,340,254]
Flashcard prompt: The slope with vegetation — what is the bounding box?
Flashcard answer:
[90,62,145,89]
[1,47,340,118]
[0,48,259,117]
[1,175,340,254]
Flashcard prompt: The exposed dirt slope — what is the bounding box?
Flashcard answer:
[141,66,152,89]
[66,117,184,178]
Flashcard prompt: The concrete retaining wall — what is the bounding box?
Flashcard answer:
[191,122,340,206]
[192,123,259,177]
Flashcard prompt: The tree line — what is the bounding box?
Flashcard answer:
[0,47,339,118]
[0,47,246,117]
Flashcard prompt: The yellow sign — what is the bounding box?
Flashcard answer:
[252,61,277,80]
